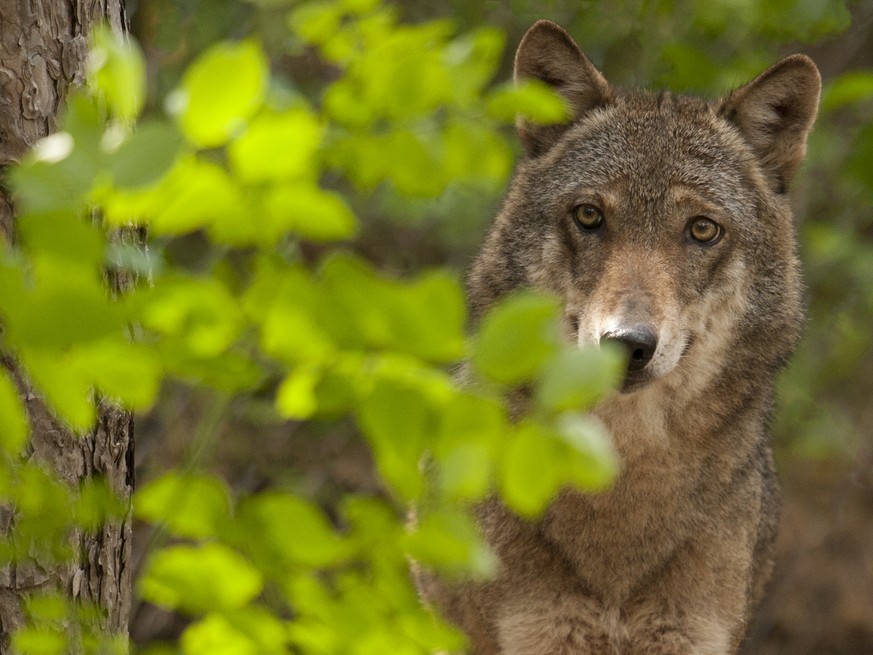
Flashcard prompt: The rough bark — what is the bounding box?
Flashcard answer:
[0,0,132,652]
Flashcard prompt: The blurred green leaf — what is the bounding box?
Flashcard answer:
[472,292,560,384]
[499,420,563,516]
[228,108,322,183]
[63,339,162,411]
[536,344,623,412]
[174,40,268,147]
[87,25,146,121]
[138,275,244,357]
[107,120,183,188]
[358,378,435,500]
[823,71,873,112]
[263,184,358,242]
[135,473,231,539]
[500,415,617,517]
[402,508,496,578]
[233,492,348,571]
[141,543,263,613]
[275,365,321,419]
[0,368,28,454]
[20,350,96,431]
[555,413,618,491]
[433,392,504,500]
[486,79,569,124]
[181,610,286,655]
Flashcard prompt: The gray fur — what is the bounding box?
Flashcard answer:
[418,20,820,655]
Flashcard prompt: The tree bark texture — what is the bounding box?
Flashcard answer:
[0,0,132,651]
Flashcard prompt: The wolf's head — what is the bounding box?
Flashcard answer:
[469,21,820,395]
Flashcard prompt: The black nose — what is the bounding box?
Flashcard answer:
[600,326,658,372]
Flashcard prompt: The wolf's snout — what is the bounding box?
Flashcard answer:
[600,325,658,372]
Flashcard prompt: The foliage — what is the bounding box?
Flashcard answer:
[0,2,613,653]
[1,0,871,652]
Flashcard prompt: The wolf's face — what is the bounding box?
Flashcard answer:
[524,101,766,392]
[469,22,819,395]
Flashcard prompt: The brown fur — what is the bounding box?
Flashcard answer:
[417,21,820,655]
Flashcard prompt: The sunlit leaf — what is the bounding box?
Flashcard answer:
[138,275,243,357]
[135,472,231,539]
[233,492,348,571]
[499,420,563,516]
[402,508,496,578]
[0,368,28,454]
[174,40,268,147]
[276,365,320,419]
[20,351,96,431]
[263,184,358,242]
[486,79,569,124]
[556,413,618,491]
[472,292,560,384]
[182,610,287,655]
[822,71,873,111]
[358,378,434,500]
[141,543,263,613]
[107,120,183,188]
[87,25,146,121]
[67,340,162,410]
[228,108,322,183]
[433,392,504,500]
[536,344,624,412]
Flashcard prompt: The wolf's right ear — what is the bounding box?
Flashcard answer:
[719,55,821,193]
[514,20,612,157]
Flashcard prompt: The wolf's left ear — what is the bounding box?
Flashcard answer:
[514,20,613,157]
[720,55,821,193]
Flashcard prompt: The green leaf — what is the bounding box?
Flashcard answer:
[263,184,358,242]
[182,614,259,655]
[0,368,28,454]
[486,80,569,124]
[536,344,624,412]
[87,25,146,121]
[16,213,105,273]
[155,157,245,236]
[275,365,321,419]
[233,492,348,570]
[499,421,563,517]
[135,472,231,539]
[472,292,560,385]
[555,413,618,491]
[107,120,183,188]
[174,40,268,147]
[385,130,446,197]
[10,627,67,655]
[69,340,163,410]
[11,96,105,218]
[358,379,435,500]
[228,108,323,183]
[319,254,465,361]
[20,350,96,431]
[138,275,243,357]
[822,71,873,112]
[182,610,287,655]
[140,543,263,613]
[499,415,617,517]
[402,508,496,578]
[433,392,504,500]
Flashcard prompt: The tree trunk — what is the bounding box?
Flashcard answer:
[0,1,132,652]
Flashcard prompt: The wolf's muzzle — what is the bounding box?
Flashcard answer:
[600,325,658,392]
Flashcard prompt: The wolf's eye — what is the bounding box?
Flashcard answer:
[573,204,604,231]
[687,217,723,245]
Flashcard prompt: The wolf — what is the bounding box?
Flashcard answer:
[417,20,821,655]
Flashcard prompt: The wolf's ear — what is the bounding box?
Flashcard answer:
[720,55,821,193]
[514,20,612,157]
